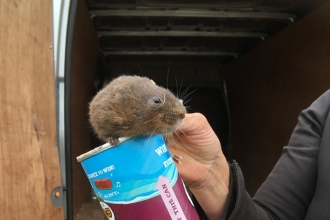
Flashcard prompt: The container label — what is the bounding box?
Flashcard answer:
[156,176,187,220]
[81,135,178,204]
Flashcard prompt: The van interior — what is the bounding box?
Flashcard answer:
[69,0,330,219]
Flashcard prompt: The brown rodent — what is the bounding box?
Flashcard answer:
[89,75,186,146]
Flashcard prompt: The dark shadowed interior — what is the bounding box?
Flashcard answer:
[72,0,330,218]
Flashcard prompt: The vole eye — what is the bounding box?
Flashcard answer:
[154,97,162,104]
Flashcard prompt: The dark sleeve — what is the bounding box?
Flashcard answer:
[194,89,330,220]
[225,89,330,220]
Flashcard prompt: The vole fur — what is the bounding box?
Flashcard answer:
[89,75,186,146]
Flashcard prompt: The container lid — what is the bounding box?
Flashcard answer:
[76,137,129,162]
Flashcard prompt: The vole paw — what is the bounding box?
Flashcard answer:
[108,137,120,146]
[172,154,183,165]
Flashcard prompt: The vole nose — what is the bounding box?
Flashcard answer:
[179,114,185,119]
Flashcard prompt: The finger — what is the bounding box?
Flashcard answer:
[179,113,211,135]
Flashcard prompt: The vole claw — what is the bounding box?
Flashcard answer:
[108,137,120,146]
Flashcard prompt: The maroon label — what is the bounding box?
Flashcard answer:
[102,178,199,220]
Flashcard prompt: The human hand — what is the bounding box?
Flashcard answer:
[166,113,228,190]
[166,113,230,220]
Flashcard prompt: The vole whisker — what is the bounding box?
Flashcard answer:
[150,125,158,137]
[174,130,184,142]
[142,117,157,125]
[184,106,193,112]
[169,133,178,148]
[182,88,196,102]
[163,134,168,143]
[175,76,178,98]
[167,60,170,89]
[177,127,188,137]
[138,62,144,76]
[180,83,192,100]
[183,98,193,105]
[179,76,184,99]
[146,125,159,143]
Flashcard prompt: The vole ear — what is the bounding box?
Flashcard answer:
[150,79,156,85]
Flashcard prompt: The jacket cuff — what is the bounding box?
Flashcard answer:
[222,160,238,219]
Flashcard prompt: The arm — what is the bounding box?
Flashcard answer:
[167,89,330,220]
[245,89,330,219]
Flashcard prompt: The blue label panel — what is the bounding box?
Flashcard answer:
[81,135,178,204]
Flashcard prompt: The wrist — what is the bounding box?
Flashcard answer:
[189,154,230,220]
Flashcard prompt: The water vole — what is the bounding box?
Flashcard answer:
[89,75,186,146]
